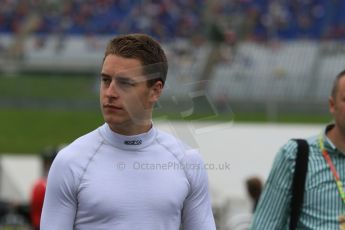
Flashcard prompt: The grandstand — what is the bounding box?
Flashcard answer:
[2,0,345,40]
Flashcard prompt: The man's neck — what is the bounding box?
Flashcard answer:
[326,125,345,153]
[109,121,152,136]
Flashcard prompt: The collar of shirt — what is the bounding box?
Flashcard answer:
[323,123,345,156]
[100,123,157,151]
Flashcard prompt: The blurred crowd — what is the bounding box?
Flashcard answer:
[0,0,204,42]
[214,0,345,41]
[1,0,345,43]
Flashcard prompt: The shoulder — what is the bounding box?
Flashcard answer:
[281,135,318,157]
[277,136,315,159]
[155,129,206,181]
[155,129,187,147]
[56,127,103,161]
[272,135,318,171]
[46,127,104,193]
[155,129,202,162]
[51,127,104,174]
[305,134,319,150]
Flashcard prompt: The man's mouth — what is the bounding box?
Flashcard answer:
[103,104,123,110]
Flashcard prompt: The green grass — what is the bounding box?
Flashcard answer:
[0,108,103,153]
[0,74,98,100]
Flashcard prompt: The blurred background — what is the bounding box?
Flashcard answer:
[0,0,344,229]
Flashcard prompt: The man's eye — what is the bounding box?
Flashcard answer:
[101,77,111,83]
[117,79,135,87]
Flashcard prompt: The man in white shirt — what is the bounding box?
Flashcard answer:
[41,33,216,230]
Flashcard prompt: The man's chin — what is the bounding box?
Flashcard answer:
[103,113,150,126]
[103,115,127,125]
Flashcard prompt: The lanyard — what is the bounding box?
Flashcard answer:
[319,135,345,204]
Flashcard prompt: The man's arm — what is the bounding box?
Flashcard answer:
[40,150,78,230]
[250,141,298,229]
[181,150,216,230]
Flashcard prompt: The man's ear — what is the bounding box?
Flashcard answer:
[150,81,163,103]
[329,96,335,115]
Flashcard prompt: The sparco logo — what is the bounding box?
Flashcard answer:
[124,140,142,145]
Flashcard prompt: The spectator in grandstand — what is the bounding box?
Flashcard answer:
[40,33,216,230]
[30,146,59,230]
[250,69,345,229]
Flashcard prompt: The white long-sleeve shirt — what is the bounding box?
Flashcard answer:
[41,123,215,230]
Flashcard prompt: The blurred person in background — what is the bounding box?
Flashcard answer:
[251,70,345,229]
[30,146,59,230]
[245,176,263,212]
[41,33,216,230]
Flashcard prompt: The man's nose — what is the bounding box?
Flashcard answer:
[105,80,120,98]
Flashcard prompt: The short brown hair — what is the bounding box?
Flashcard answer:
[246,177,263,200]
[104,33,168,87]
[331,69,345,99]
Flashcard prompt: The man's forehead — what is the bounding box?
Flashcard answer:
[336,76,345,98]
[102,65,144,78]
[338,76,345,88]
[102,55,143,76]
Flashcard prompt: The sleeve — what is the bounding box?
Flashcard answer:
[181,150,216,230]
[40,150,79,230]
[250,140,297,230]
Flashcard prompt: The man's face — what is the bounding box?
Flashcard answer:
[100,54,161,131]
[329,76,345,135]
